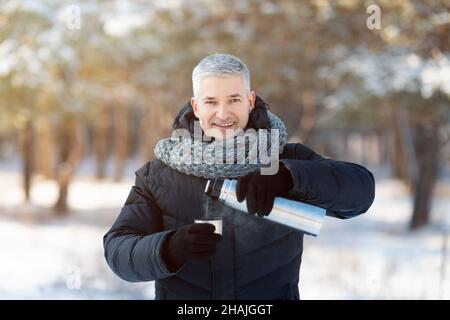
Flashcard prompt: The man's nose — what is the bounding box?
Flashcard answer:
[216,105,229,120]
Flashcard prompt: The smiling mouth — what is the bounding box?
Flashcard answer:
[212,122,235,128]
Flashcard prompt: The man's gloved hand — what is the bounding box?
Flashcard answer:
[236,162,293,217]
[162,223,222,272]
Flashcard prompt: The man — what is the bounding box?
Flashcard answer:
[103,53,375,300]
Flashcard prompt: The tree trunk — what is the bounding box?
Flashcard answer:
[54,114,84,215]
[299,90,317,145]
[54,163,71,213]
[36,118,55,179]
[380,129,390,166]
[140,101,168,162]
[410,124,439,230]
[94,104,110,180]
[20,118,34,201]
[113,103,128,182]
[390,105,417,188]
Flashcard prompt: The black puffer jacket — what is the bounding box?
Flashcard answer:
[104,97,375,299]
[103,140,375,299]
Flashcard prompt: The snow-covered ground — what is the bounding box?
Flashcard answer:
[0,162,449,299]
[302,177,450,299]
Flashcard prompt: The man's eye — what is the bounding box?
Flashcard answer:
[205,101,216,105]
[230,99,241,103]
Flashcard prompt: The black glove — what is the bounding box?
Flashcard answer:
[162,223,222,272]
[236,162,293,217]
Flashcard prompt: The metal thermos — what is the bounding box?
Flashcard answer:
[204,178,326,237]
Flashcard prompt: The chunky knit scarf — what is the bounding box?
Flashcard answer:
[154,111,287,179]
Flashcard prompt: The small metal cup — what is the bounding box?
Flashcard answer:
[194,219,223,235]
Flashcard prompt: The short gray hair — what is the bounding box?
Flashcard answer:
[192,53,251,100]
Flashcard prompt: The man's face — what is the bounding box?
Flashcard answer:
[191,75,255,141]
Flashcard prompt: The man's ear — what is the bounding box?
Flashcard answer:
[249,90,256,112]
[191,97,199,117]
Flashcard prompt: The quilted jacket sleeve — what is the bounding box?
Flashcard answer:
[103,161,176,282]
[280,143,375,219]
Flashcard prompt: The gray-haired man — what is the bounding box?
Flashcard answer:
[104,53,375,299]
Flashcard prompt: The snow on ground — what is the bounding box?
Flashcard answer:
[301,178,450,299]
[0,162,449,299]
[0,162,155,300]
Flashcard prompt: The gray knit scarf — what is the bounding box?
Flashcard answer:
[154,111,288,179]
